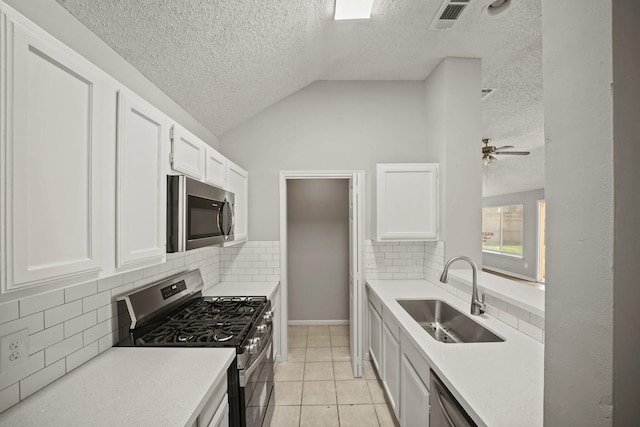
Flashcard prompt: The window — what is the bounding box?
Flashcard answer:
[482,204,524,256]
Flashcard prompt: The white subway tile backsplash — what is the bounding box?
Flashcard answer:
[83,320,112,345]
[507,303,531,322]
[498,310,518,329]
[0,383,20,413]
[45,334,83,365]
[530,313,545,329]
[518,320,544,342]
[44,300,82,329]
[66,341,99,372]
[29,325,64,355]
[0,312,44,338]
[0,245,221,414]
[97,275,124,292]
[19,359,65,399]
[0,350,45,391]
[219,241,280,282]
[20,289,64,317]
[0,301,19,325]
[64,312,97,339]
[64,281,97,303]
[82,291,110,313]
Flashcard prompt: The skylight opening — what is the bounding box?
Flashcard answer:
[334,0,375,21]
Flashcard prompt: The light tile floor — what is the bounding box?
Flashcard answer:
[268,325,400,427]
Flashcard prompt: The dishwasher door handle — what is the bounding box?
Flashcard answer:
[433,379,456,427]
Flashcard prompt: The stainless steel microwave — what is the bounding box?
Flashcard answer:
[167,175,234,252]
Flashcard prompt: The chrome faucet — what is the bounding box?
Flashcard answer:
[440,255,486,316]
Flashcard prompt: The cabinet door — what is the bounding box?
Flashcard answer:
[205,146,227,189]
[376,163,439,241]
[225,161,248,244]
[368,302,382,374]
[400,355,430,427]
[382,321,401,417]
[1,11,103,292]
[272,287,281,362]
[116,91,167,268]
[206,398,229,427]
[171,124,205,180]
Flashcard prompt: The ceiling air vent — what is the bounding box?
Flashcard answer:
[430,0,471,30]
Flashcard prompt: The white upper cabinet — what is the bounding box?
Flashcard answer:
[205,146,227,189]
[115,90,168,269]
[170,124,205,180]
[1,8,104,293]
[376,163,439,241]
[225,160,248,244]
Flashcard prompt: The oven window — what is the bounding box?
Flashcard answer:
[188,195,222,239]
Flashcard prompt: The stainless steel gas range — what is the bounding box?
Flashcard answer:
[116,269,274,427]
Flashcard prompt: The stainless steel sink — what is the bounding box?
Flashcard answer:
[397,299,505,343]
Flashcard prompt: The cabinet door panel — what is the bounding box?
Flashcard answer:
[368,301,382,374]
[3,14,102,291]
[376,163,439,241]
[116,91,166,268]
[382,321,400,417]
[225,161,248,243]
[400,355,429,427]
[171,125,205,180]
[205,147,227,189]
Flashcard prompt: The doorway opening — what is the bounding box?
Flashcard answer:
[279,171,365,377]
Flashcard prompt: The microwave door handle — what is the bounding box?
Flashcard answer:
[228,199,235,237]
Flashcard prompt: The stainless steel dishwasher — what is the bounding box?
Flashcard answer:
[430,371,477,427]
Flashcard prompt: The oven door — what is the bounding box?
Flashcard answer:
[240,334,274,427]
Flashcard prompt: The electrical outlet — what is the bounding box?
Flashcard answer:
[365,258,376,268]
[1,328,29,373]
[524,262,528,268]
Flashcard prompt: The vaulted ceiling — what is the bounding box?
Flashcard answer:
[57,0,543,196]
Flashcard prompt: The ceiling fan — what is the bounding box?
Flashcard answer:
[482,138,530,164]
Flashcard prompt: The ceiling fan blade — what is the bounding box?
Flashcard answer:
[494,145,514,150]
[494,151,530,155]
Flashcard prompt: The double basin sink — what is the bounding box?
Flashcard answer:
[397,299,505,343]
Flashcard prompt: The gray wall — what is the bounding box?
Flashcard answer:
[220,80,436,240]
[613,0,640,423]
[287,179,349,322]
[424,58,483,266]
[5,0,218,147]
[542,0,615,424]
[482,189,544,280]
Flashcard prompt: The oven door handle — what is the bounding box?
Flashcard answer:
[239,333,273,387]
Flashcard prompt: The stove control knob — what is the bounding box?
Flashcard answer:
[257,324,267,334]
[263,310,274,323]
[245,343,256,355]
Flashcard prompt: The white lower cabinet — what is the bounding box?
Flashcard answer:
[382,319,401,418]
[400,354,430,427]
[368,301,382,373]
[196,373,229,427]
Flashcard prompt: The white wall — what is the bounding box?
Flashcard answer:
[425,58,483,266]
[612,0,640,423]
[482,189,544,280]
[542,0,614,424]
[4,0,218,147]
[220,80,435,240]
[287,180,349,322]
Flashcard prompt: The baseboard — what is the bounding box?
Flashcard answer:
[288,319,349,326]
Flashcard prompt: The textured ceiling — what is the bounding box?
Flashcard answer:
[56,0,544,196]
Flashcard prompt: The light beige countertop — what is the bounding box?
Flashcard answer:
[0,347,236,427]
[367,279,544,427]
[203,281,279,300]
